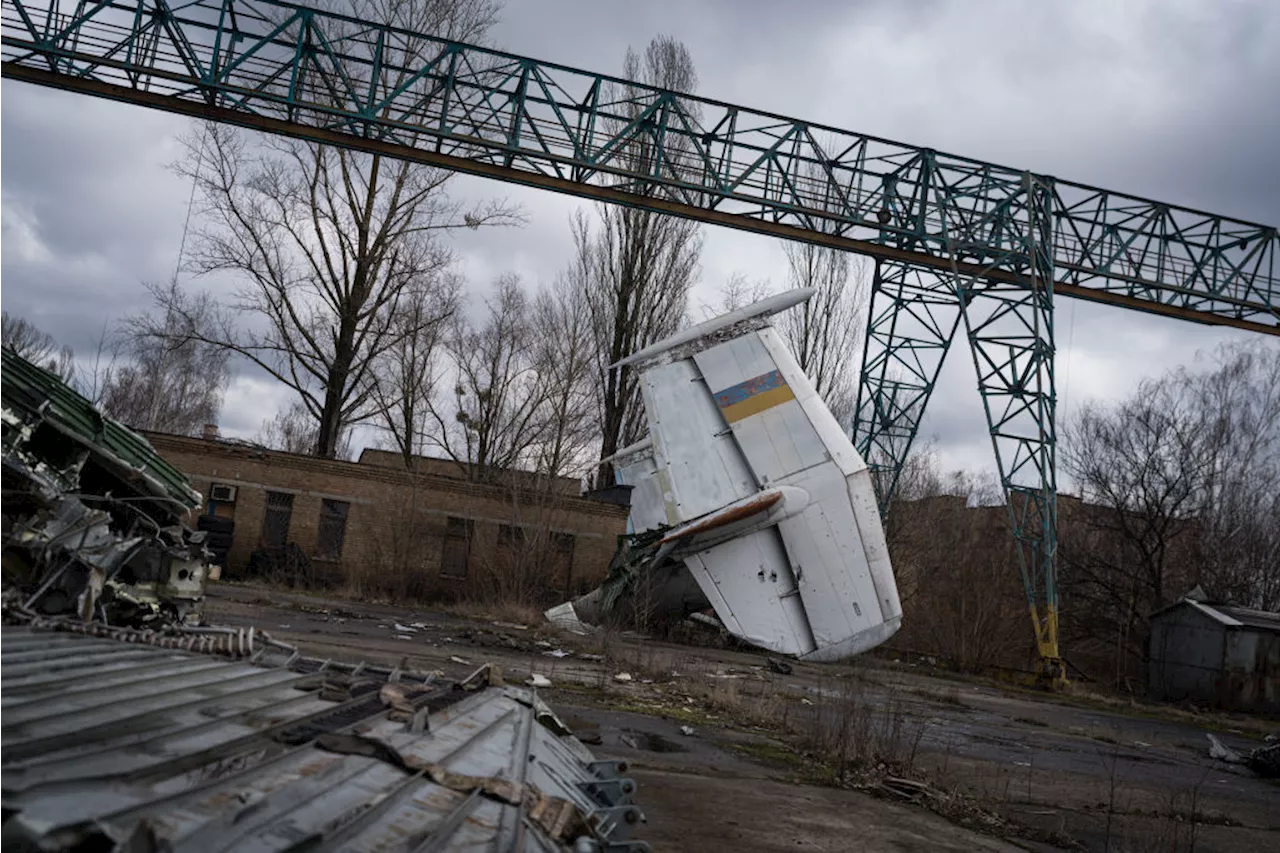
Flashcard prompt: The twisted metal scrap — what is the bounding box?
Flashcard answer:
[3,601,264,657]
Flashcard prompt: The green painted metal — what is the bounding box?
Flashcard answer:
[2,0,1276,673]
[1,347,202,512]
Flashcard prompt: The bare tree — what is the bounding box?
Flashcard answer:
[426,275,548,480]
[776,241,869,427]
[257,399,354,459]
[1059,340,1280,680]
[576,36,703,488]
[366,273,462,468]
[1,311,75,382]
[155,0,518,458]
[1186,341,1280,609]
[885,452,1029,672]
[1060,378,1208,667]
[102,281,231,435]
[699,272,774,319]
[531,275,598,479]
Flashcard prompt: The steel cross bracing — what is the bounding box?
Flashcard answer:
[3,0,1277,675]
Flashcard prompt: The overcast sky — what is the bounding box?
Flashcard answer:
[2,0,1277,482]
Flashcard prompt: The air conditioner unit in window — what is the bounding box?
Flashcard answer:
[209,484,238,503]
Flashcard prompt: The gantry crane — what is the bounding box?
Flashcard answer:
[4,0,1276,681]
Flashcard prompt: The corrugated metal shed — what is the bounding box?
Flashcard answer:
[0,626,648,852]
[1148,598,1280,713]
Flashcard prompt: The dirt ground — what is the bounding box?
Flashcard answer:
[204,583,1279,852]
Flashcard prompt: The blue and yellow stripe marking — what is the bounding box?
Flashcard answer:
[713,369,795,423]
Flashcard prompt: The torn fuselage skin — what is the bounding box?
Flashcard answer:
[1,357,211,625]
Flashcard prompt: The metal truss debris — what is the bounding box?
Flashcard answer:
[2,348,212,626]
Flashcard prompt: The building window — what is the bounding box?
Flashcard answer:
[550,532,576,593]
[316,499,350,561]
[441,517,474,579]
[262,491,294,553]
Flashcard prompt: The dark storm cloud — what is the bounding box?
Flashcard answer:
[2,85,193,353]
[2,0,1276,455]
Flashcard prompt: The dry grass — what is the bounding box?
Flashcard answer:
[440,598,544,627]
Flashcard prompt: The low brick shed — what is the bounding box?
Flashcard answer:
[145,432,629,600]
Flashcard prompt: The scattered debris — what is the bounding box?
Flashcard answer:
[579,653,605,662]
[766,656,793,675]
[879,776,932,800]
[544,601,592,635]
[449,655,473,666]
[613,672,633,683]
[800,697,814,706]
[679,725,695,736]
[394,622,418,633]
[2,605,274,657]
[1208,733,1241,763]
[410,621,428,630]
[1207,733,1280,777]
[394,634,413,641]
[2,349,214,627]
[528,673,553,688]
[543,649,570,658]
[492,620,529,631]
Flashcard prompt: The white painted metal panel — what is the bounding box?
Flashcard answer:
[848,468,902,623]
[691,333,776,394]
[760,329,869,475]
[639,358,755,523]
[695,333,828,484]
[687,530,817,656]
[729,399,828,484]
[615,452,668,533]
[776,469,877,649]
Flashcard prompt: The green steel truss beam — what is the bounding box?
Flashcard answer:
[1,0,1275,332]
[854,173,1061,671]
[855,260,962,509]
[3,0,1276,677]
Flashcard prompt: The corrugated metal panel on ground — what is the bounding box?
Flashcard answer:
[0,627,648,852]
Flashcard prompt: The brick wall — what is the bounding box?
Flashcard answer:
[357,448,582,496]
[145,432,628,600]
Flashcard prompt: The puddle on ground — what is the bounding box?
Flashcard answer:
[621,730,689,753]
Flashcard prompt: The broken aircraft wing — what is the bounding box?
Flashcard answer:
[609,288,902,661]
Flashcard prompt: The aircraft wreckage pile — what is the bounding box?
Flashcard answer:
[1,348,213,625]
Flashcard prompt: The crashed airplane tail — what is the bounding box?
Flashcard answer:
[551,289,902,662]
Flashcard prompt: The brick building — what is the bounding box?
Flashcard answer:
[144,432,629,602]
